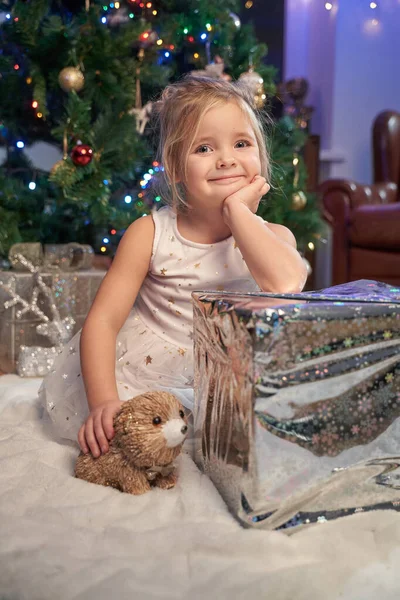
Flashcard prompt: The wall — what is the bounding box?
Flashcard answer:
[284,0,400,184]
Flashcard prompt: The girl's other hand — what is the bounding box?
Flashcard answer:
[78,400,122,457]
[223,175,270,215]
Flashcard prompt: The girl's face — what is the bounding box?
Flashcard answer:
[183,101,262,210]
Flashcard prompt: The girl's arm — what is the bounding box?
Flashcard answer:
[78,215,154,455]
[222,178,307,293]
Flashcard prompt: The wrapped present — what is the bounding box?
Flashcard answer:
[0,267,104,374]
[192,280,400,531]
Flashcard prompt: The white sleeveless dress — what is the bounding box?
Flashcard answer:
[39,206,261,441]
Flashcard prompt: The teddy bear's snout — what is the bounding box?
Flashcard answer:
[162,417,189,448]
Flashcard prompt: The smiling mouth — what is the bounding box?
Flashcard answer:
[209,175,245,183]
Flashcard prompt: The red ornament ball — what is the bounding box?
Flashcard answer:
[71,144,93,166]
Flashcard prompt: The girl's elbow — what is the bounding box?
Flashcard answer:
[260,275,307,295]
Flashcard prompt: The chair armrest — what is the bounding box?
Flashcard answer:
[319,179,397,216]
[317,180,398,284]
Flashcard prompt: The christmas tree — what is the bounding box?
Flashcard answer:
[0,0,322,261]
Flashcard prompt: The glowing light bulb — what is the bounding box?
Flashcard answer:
[308,242,315,251]
[124,195,132,203]
[370,1,377,8]
[325,2,333,10]
[29,182,36,190]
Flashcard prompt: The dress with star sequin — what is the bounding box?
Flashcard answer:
[39,206,261,441]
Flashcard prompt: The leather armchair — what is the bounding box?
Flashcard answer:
[319,111,400,286]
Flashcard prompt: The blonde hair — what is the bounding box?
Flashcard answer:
[154,76,270,211]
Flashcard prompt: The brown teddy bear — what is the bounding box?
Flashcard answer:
[75,391,188,495]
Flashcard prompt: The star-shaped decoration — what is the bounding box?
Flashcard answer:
[117,350,128,362]
[168,297,175,304]
[169,236,175,242]
[145,355,153,365]
[194,263,201,268]
[233,241,238,249]
[178,348,186,356]
[160,268,167,276]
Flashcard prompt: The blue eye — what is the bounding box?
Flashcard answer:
[195,145,211,153]
[235,140,250,148]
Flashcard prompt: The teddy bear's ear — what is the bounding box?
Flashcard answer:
[113,403,134,435]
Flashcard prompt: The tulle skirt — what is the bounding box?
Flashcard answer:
[39,307,194,442]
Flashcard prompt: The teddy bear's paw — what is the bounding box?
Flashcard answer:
[122,477,152,495]
[155,472,178,490]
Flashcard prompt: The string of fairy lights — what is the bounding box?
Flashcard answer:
[0,0,387,253]
[2,0,255,253]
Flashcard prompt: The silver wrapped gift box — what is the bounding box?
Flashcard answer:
[192,280,400,530]
[0,269,104,374]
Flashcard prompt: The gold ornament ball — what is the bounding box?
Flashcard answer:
[58,67,85,93]
[292,191,307,211]
[302,256,312,277]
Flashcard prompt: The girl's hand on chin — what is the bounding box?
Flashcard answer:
[222,176,270,215]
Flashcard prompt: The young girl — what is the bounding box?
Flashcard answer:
[40,76,307,457]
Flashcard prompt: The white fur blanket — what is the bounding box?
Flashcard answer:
[1,375,400,600]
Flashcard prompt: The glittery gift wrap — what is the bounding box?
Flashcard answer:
[192,280,400,531]
[0,269,104,373]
